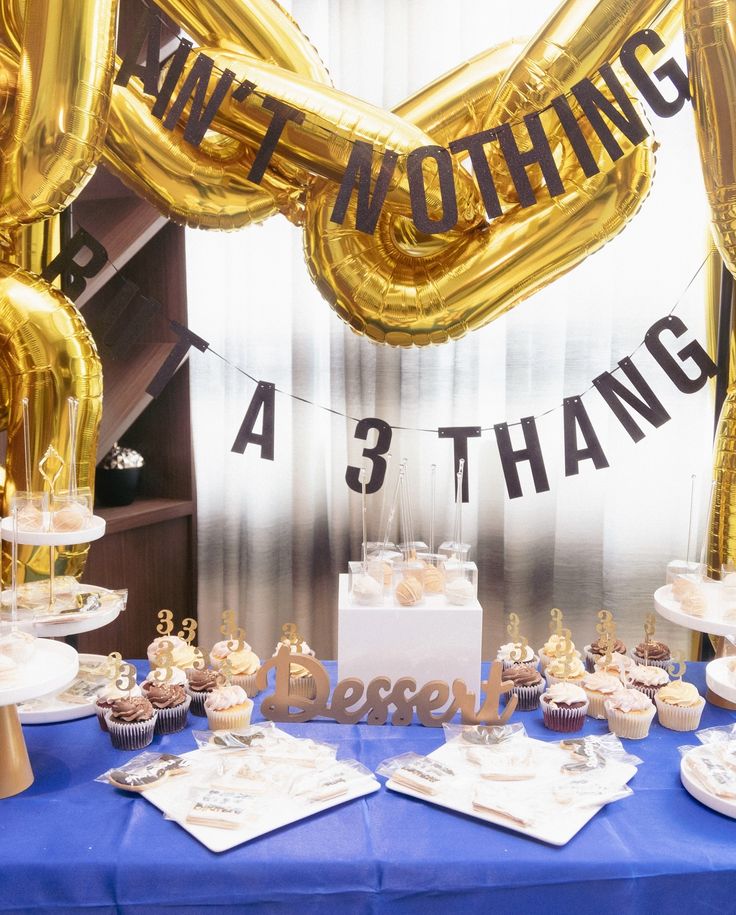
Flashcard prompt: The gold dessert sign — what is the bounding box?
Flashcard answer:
[255,645,518,728]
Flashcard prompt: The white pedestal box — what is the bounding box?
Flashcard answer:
[337,574,483,707]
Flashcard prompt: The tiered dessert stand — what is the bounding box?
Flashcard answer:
[1,514,125,724]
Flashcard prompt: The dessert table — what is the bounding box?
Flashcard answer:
[1,662,734,915]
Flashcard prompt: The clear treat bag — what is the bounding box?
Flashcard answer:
[348,559,387,604]
[50,488,92,532]
[191,722,278,753]
[289,760,375,803]
[557,734,643,772]
[442,723,533,780]
[376,752,459,796]
[443,561,477,605]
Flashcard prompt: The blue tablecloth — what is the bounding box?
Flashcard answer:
[1,662,735,914]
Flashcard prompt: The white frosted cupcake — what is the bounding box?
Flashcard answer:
[147,635,199,672]
[545,655,587,687]
[582,671,622,719]
[654,680,705,732]
[594,651,634,681]
[540,682,589,732]
[209,640,261,696]
[204,684,254,731]
[496,642,539,670]
[627,664,670,702]
[539,634,581,672]
[273,638,317,698]
[604,688,656,740]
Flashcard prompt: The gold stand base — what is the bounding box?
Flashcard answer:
[707,687,736,711]
[0,704,34,799]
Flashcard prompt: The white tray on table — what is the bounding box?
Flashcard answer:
[681,748,736,820]
[0,639,78,708]
[17,653,109,724]
[654,584,736,637]
[1,583,124,638]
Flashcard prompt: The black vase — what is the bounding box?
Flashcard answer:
[95,467,141,507]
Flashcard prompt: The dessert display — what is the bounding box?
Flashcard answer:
[604,688,656,740]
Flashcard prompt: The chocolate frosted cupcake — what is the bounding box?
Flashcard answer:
[186,667,219,716]
[502,665,545,710]
[496,642,539,670]
[106,697,157,750]
[146,682,191,734]
[632,640,670,669]
[540,683,589,732]
[95,681,142,732]
[584,636,627,673]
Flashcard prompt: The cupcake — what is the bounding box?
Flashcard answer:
[604,688,656,740]
[627,664,670,702]
[209,640,261,696]
[147,635,199,672]
[655,680,705,731]
[141,666,187,693]
[95,680,142,732]
[145,682,191,734]
[501,665,545,710]
[632,640,671,669]
[584,636,627,673]
[186,667,219,716]
[496,642,539,670]
[106,696,157,750]
[539,634,581,672]
[204,684,254,731]
[594,651,634,680]
[273,637,318,698]
[545,655,587,687]
[582,671,622,719]
[540,682,589,732]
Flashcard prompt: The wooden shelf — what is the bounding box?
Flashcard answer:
[96,497,194,535]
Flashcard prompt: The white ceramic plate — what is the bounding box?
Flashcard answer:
[18,653,109,724]
[1,583,124,638]
[681,751,736,819]
[654,584,736,637]
[706,657,736,705]
[0,639,78,707]
[0,515,105,546]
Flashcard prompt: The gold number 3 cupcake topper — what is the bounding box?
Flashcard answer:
[106,651,123,682]
[549,608,564,636]
[667,650,687,680]
[644,613,656,644]
[177,618,198,644]
[220,609,246,652]
[116,662,135,693]
[507,613,520,641]
[282,622,304,650]
[217,658,234,686]
[506,613,528,663]
[596,609,614,639]
[559,629,575,680]
[156,609,174,636]
[152,639,175,683]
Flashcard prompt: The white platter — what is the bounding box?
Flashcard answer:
[142,749,381,853]
[0,515,106,546]
[386,738,637,846]
[0,638,78,707]
[18,653,109,724]
[1,583,124,638]
[681,751,736,819]
[706,657,736,705]
[654,584,736,637]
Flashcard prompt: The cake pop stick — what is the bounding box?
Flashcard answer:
[21,398,31,491]
[453,459,465,548]
[361,465,368,570]
[404,460,417,554]
[381,460,404,554]
[378,452,392,540]
[429,464,436,554]
[38,445,64,609]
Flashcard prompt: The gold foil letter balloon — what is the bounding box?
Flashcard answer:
[0,0,111,581]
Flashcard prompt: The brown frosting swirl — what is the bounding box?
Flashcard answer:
[589,637,627,656]
[634,640,670,661]
[503,666,543,687]
[145,683,186,709]
[110,696,154,723]
[187,668,219,693]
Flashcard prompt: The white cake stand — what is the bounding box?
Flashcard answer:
[654,584,736,709]
[1,518,120,723]
[0,639,78,798]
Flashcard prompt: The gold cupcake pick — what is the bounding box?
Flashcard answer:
[152,638,175,683]
[596,609,614,639]
[510,636,529,664]
[217,658,234,686]
[667,650,687,681]
[282,622,304,650]
[106,651,123,683]
[220,609,246,652]
[177,618,198,644]
[549,608,564,636]
[644,613,656,645]
[191,646,206,671]
[506,612,520,642]
[116,662,135,694]
[559,628,575,681]
[156,608,174,636]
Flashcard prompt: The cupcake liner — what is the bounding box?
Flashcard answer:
[232,672,260,698]
[630,683,662,703]
[153,695,191,735]
[506,681,545,711]
[501,656,540,671]
[106,712,157,750]
[605,703,656,740]
[289,676,316,699]
[545,673,586,688]
[205,702,253,732]
[584,690,616,720]
[541,700,588,732]
[538,651,552,672]
[633,652,670,669]
[655,695,705,732]
[584,648,602,673]
[186,688,210,717]
[95,704,112,732]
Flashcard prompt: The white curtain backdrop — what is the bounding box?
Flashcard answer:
[186,1,713,661]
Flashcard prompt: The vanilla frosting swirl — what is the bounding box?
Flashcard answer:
[204,684,249,711]
[582,672,621,694]
[273,638,315,678]
[606,688,654,713]
[147,636,199,670]
[97,682,142,703]
[546,656,586,679]
[657,680,702,708]
[629,665,669,688]
[541,633,577,658]
[496,642,535,663]
[542,682,587,707]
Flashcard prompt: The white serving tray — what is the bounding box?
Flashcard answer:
[0,515,105,546]
[706,657,736,705]
[681,750,736,819]
[386,738,637,846]
[1,583,124,637]
[141,750,381,853]
[654,584,736,637]
[18,653,108,724]
[0,638,78,708]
